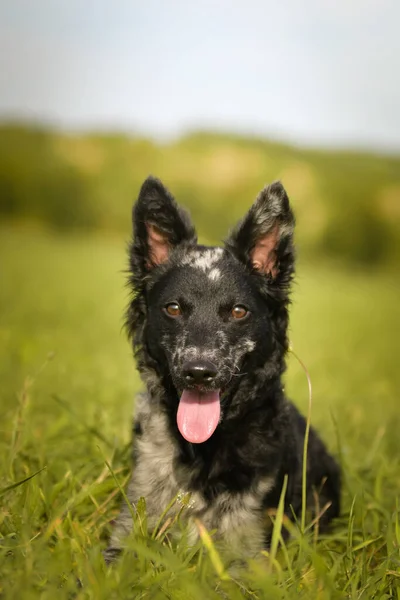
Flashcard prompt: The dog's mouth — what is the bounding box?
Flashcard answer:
[177,389,221,444]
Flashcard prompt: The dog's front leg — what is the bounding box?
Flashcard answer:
[103,454,143,565]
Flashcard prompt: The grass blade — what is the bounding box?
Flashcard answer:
[289,345,312,533]
[269,474,288,566]
[52,394,113,449]
[0,466,47,498]
[194,519,230,581]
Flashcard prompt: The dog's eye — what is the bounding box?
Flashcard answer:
[231,305,248,320]
[164,302,182,317]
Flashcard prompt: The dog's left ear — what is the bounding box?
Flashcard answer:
[130,176,197,277]
[225,181,295,282]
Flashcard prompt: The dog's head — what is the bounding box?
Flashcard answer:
[127,176,295,444]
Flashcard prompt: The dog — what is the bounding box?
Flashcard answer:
[105,176,341,562]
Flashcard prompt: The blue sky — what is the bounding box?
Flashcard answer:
[0,0,399,151]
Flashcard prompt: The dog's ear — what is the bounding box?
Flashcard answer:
[225,181,295,283]
[131,176,197,275]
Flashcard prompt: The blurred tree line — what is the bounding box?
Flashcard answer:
[1,122,399,264]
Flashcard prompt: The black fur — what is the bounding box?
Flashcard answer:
[106,176,340,561]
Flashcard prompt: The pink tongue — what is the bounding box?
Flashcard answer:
[177,390,221,443]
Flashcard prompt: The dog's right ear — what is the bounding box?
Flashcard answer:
[130,176,197,276]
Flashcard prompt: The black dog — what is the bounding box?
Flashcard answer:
[105,176,340,561]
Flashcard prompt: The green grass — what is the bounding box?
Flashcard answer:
[1,225,400,599]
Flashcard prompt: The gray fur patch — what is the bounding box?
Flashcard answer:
[109,393,272,558]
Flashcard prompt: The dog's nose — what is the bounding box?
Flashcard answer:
[183,361,218,386]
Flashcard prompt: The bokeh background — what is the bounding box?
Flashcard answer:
[1,0,400,515]
[2,0,400,257]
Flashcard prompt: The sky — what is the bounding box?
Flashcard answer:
[0,0,399,151]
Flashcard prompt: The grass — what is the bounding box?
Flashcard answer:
[0,225,400,599]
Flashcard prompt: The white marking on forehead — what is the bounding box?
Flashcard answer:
[181,248,223,273]
[208,267,221,281]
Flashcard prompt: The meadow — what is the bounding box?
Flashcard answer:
[2,124,400,265]
[0,224,399,599]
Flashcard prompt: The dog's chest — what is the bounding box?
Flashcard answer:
[129,397,272,555]
[129,409,182,519]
